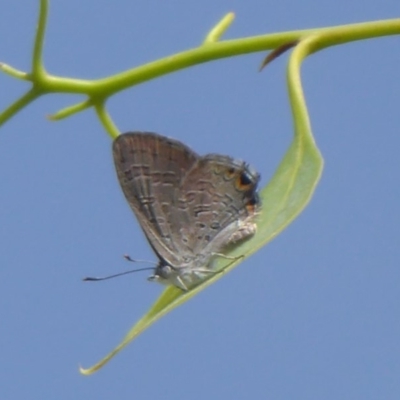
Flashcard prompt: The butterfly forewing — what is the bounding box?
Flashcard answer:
[113,132,199,265]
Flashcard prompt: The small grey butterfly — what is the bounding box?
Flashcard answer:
[113,132,260,291]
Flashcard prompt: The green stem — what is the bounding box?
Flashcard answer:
[94,103,120,140]
[31,0,48,80]
[90,19,400,94]
[203,12,235,43]
[0,8,399,131]
[0,90,41,126]
[48,99,91,120]
[0,63,29,80]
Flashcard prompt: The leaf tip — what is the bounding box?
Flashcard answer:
[79,364,94,376]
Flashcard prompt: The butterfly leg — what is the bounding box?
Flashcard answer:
[176,276,189,291]
[209,253,245,274]
[212,252,243,261]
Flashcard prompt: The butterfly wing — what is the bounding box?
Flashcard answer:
[113,132,199,265]
[178,154,260,256]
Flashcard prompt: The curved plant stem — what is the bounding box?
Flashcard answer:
[0,63,29,80]
[94,102,120,140]
[1,5,399,129]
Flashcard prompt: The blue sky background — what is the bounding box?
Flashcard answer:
[1,1,400,399]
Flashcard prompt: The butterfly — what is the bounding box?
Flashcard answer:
[113,132,260,291]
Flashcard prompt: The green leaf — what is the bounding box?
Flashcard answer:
[80,41,323,374]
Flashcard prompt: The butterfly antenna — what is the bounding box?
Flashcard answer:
[123,254,156,264]
[83,256,157,282]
